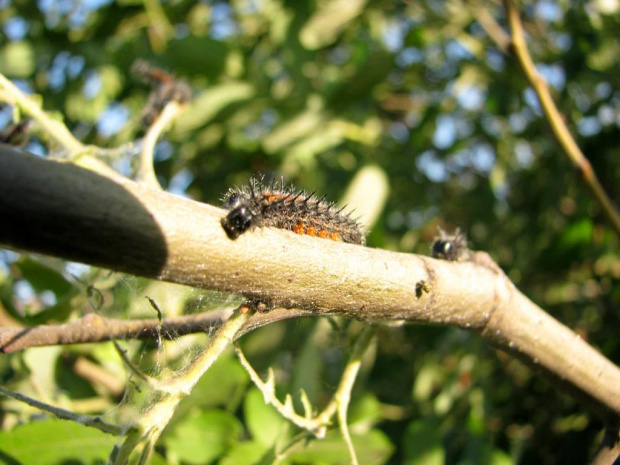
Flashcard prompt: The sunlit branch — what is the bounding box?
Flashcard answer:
[0,73,85,155]
[0,146,619,422]
[0,309,235,353]
[137,101,185,189]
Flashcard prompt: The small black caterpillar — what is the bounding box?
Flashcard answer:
[431,228,472,261]
[221,177,365,245]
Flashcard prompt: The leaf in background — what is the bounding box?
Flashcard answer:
[0,419,117,464]
[299,0,368,50]
[15,258,73,298]
[244,387,288,447]
[347,393,382,433]
[220,440,271,465]
[0,42,35,78]
[175,353,248,416]
[287,428,393,465]
[13,257,77,324]
[263,103,325,154]
[172,82,255,135]
[557,218,594,250]
[23,346,63,396]
[165,35,228,78]
[403,419,444,465]
[163,409,243,464]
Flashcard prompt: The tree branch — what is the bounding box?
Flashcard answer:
[502,0,620,237]
[0,74,85,155]
[0,145,618,421]
[137,101,186,189]
[0,308,313,353]
[0,386,123,436]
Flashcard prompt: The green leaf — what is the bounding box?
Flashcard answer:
[163,409,243,464]
[299,0,368,50]
[402,420,445,465]
[16,258,73,297]
[165,35,228,78]
[347,393,382,430]
[220,441,271,465]
[244,387,288,446]
[488,449,514,465]
[557,218,594,249]
[0,419,116,464]
[287,429,393,465]
[0,42,35,78]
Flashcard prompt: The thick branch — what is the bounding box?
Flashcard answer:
[0,145,618,421]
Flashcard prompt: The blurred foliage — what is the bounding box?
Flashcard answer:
[1,0,619,464]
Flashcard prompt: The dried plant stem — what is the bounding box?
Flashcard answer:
[236,346,325,433]
[236,325,374,464]
[503,0,620,237]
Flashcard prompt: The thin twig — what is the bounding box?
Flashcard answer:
[110,338,158,388]
[502,0,620,237]
[0,386,123,436]
[0,308,236,353]
[110,305,253,463]
[471,2,510,53]
[235,324,375,456]
[332,327,374,465]
[138,101,185,188]
[0,73,85,154]
[236,345,325,433]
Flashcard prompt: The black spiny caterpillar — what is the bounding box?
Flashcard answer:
[431,228,472,262]
[221,177,365,245]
